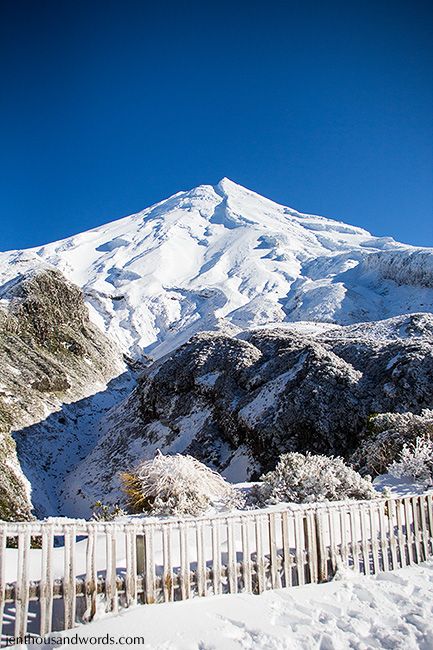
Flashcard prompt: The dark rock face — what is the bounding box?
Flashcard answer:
[66,313,433,513]
[0,270,124,520]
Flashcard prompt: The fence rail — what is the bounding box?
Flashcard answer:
[1,493,433,645]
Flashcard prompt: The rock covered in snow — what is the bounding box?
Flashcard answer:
[0,269,125,519]
[63,313,433,515]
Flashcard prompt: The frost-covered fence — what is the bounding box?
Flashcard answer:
[1,493,433,644]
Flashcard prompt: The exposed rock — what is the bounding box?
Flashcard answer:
[0,269,125,519]
[63,313,433,515]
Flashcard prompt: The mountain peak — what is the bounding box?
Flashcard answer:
[215,177,246,194]
[1,179,430,360]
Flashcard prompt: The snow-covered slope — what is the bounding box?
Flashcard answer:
[0,270,126,519]
[1,178,432,358]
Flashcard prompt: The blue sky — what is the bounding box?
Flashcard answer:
[1,0,432,251]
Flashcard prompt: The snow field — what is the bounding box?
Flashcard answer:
[15,561,433,649]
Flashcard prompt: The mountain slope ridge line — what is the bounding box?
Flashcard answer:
[0,178,432,360]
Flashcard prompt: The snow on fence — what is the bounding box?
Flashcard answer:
[1,493,433,644]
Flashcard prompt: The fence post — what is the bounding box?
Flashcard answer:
[411,496,422,563]
[162,523,173,602]
[281,511,292,587]
[179,521,190,600]
[241,516,252,593]
[427,494,433,555]
[15,527,31,638]
[386,499,398,569]
[43,523,54,635]
[339,506,349,567]
[105,525,118,614]
[403,497,414,564]
[314,509,327,582]
[63,524,77,630]
[359,506,370,575]
[85,524,98,621]
[269,512,281,589]
[211,519,221,595]
[125,523,138,607]
[256,515,267,593]
[144,524,156,604]
[136,526,144,602]
[378,503,390,572]
[294,511,305,586]
[419,496,429,561]
[226,517,237,594]
[368,503,380,574]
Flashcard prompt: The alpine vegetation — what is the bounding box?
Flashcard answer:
[121,451,245,516]
[388,437,433,485]
[91,501,127,521]
[352,409,433,476]
[257,452,378,505]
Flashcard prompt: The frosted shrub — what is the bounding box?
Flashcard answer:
[258,452,377,505]
[352,410,433,476]
[121,451,244,516]
[388,436,433,484]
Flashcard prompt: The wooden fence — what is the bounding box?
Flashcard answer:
[1,493,433,645]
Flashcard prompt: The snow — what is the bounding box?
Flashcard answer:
[14,371,136,517]
[1,179,432,359]
[18,561,433,649]
[373,473,433,497]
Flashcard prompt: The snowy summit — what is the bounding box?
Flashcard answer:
[1,178,432,359]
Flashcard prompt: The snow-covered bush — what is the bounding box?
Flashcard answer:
[257,452,377,505]
[352,410,433,476]
[388,436,433,484]
[121,451,244,516]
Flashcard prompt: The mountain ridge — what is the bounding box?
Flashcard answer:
[1,178,432,360]
[62,312,433,516]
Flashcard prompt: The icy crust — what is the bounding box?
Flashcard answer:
[63,313,433,516]
[1,179,432,358]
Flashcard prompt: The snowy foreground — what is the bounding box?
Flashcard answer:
[18,561,433,650]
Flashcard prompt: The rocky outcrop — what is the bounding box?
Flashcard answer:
[63,313,433,515]
[0,269,125,519]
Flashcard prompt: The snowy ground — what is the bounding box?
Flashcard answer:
[20,561,433,649]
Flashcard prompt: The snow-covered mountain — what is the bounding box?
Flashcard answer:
[1,179,433,519]
[2,178,432,359]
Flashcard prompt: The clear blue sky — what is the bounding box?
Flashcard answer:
[1,0,432,251]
